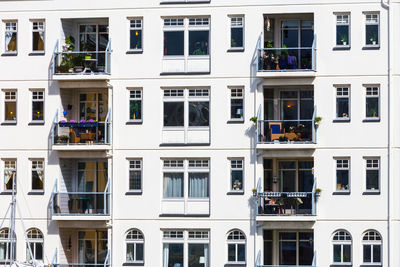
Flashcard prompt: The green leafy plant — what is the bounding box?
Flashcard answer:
[369,33,378,44]
[340,34,348,44]
[279,135,288,142]
[281,44,289,57]
[250,116,258,124]
[266,41,274,49]
[192,48,207,55]
[315,188,322,193]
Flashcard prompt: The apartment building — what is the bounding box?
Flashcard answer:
[0,0,397,266]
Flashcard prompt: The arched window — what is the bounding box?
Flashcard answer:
[126,229,144,264]
[0,228,16,262]
[332,230,352,264]
[362,230,382,264]
[227,229,246,264]
[26,228,43,261]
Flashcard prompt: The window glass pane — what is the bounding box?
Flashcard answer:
[280,241,296,265]
[228,244,236,262]
[237,244,245,262]
[130,29,142,50]
[188,243,208,267]
[366,169,379,190]
[336,170,349,190]
[130,100,142,120]
[129,170,141,190]
[32,102,44,121]
[336,25,349,45]
[231,28,243,48]
[189,30,209,55]
[35,243,43,260]
[164,31,184,56]
[189,173,208,198]
[333,245,341,262]
[299,240,313,265]
[231,170,243,190]
[366,97,379,118]
[32,171,43,190]
[126,243,134,261]
[281,100,298,120]
[136,243,144,261]
[343,244,351,262]
[363,244,371,263]
[5,102,16,121]
[164,102,184,126]
[164,243,183,267]
[366,25,379,45]
[189,102,209,126]
[373,244,381,263]
[5,32,17,52]
[263,240,273,265]
[336,98,349,118]
[163,173,184,198]
[32,32,44,51]
[300,98,313,119]
[231,99,243,119]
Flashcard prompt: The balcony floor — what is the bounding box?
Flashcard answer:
[257,70,316,78]
[52,144,111,151]
[256,215,317,222]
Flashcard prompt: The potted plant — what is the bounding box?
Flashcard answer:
[252,188,257,196]
[279,135,288,142]
[250,116,258,125]
[233,180,242,190]
[314,116,322,127]
[370,33,378,45]
[369,108,378,118]
[340,35,348,46]
[58,135,69,144]
[315,188,322,197]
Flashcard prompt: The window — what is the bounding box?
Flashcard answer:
[129,19,142,51]
[4,90,17,122]
[32,90,44,121]
[0,228,16,262]
[336,86,350,119]
[366,158,379,192]
[32,21,45,52]
[163,230,209,267]
[227,230,246,264]
[163,88,209,130]
[336,158,349,191]
[365,86,379,119]
[365,13,379,46]
[332,230,352,264]
[230,88,243,120]
[4,160,16,191]
[26,228,43,261]
[278,232,314,265]
[163,17,210,56]
[129,89,142,121]
[163,159,209,199]
[129,160,142,191]
[362,230,382,264]
[4,21,17,53]
[126,229,144,264]
[31,159,44,191]
[336,14,350,46]
[230,16,244,50]
[230,159,243,191]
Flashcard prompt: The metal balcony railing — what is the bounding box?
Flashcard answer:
[255,250,316,267]
[51,249,110,267]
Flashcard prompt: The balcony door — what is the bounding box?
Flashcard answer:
[278,160,313,192]
[279,232,313,265]
[78,230,108,265]
[79,24,108,52]
[79,92,108,121]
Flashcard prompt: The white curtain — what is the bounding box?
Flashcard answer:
[163,244,169,267]
[189,173,208,198]
[163,173,183,198]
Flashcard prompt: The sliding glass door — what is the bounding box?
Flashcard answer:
[78,230,108,265]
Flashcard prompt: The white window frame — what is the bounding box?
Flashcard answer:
[0,228,16,262]
[229,158,244,192]
[4,21,17,53]
[128,18,143,52]
[332,230,352,265]
[128,159,142,192]
[128,88,143,122]
[3,90,17,123]
[31,89,44,122]
[335,158,350,192]
[365,13,379,47]
[3,159,16,192]
[365,85,380,120]
[227,229,246,264]
[365,158,380,192]
[362,230,382,264]
[335,86,350,120]
[162,229,209,267]
[26,228,43,261]
[335,14,350,47]
[31,20,45,52]
[31,159,44,192]
[229,87,244,121]
[125,229,144,264]
[229,16,244,50]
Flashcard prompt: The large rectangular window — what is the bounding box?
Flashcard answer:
[129,18,143,51]
[129,159,142,192]
[32,20,45,52]
[336,158,350,192]
[336,14,350,46]
[31,159,44,191]
[163,230,209,267]
[4,160,16,192]
[4,21,17,53]
[32,90,44,121]
[230,16,244,50]
[366,158,379,192]
[129,89,142,121]
[365,85,379,119]
[365,13,379,46]
[230,88,244,120]
[279,232,314,265]
[4,90,17,122]
[336,86,350,119]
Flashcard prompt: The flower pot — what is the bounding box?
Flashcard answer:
[372,41,377,45]
[342,41,347,46]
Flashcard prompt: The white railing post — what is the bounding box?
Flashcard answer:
[312,106,316,144]
[104,249,110,267]
[105,39,111,74]
[105,108,111,144]
[255,250,261,267]
[312,178,316,216]
[256,178,262,216]
[312,34,317,71]
[256,104,261,143]
[312,250,317,266]
[104,177,110,215]
[50,179,58,216]
[51,109,59,145]
[52,40,59,75]
[51,248,58,267]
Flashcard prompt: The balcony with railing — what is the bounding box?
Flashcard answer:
[51,247,110,267]
[256,248,316,267]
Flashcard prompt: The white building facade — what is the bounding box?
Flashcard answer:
[0,0,398,266]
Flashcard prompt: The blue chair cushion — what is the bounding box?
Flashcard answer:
[270,124,281,134]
